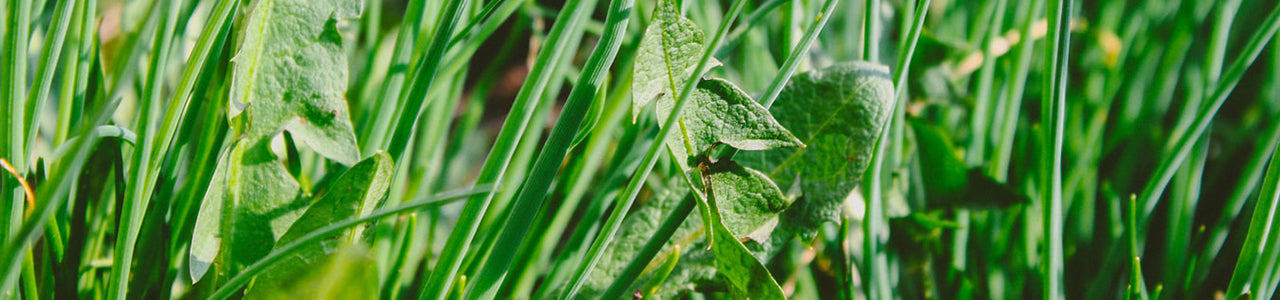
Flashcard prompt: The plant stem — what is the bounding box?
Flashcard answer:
[1041,0,1071,298]
[415,0,599,298]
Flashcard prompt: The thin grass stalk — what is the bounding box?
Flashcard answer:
[384,0,472,160]
[533,120,654,300]
[500,51,639,298]
[110,0,184,297]
[1196,46,1280,286]
[1226,137,1280,299]
[54,0,96,145]
[1,6,33,294]
[416,0,599,298]
[863,0,930,298]
[861,0,879,62]
[1137,3,1280,226]
[1041,0,1071,298]
[463,71,562,286]
[0,0,169,292]
[358,0,428,154]
[23,0,76,157]
[955,0,1009,273]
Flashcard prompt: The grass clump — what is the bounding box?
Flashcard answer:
[2,0,1280,299]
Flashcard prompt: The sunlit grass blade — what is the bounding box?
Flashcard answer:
[383,0,472,160]
[459,0,634,298]
[1041,0,1072,298]
[863,0,930,298]
[110,0,185,297]
[415,1,599,298]
[1137,1,1280,224]
[1226,139,1280,299]
[22,0,76,157]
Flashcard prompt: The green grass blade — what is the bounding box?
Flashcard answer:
[383,0,472,160]
[415,1,600,298]
[758,0,840,109]
[22,0,76,157]
[461,0,634,298]
[863,0,930,297]
[2,6,33,295]
[110,0,185,297]
[1138,2,1280,223]
[1226,138,1280,299]
[1042,0,1072,298]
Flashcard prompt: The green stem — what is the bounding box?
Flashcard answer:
[1041,0,1071,298]
[863,0,929,298]
[1137,2,1280,229]
[110,0,183,298]
[385,0,472,160]
[415,0,599,298]
[23,0,76,158]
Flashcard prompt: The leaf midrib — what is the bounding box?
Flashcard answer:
[769,81,858,177]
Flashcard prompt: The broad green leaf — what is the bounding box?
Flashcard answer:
[244,152,393,299]
[656,78,804,166]
[701,163,788,300]
[190,139,307,282]
[739,62,895,240]
[189,152,229,282]
[246,243,380,300]
[709,221,785,300]
[228,0,363,165]
[631,0,716,121]
[704,161,793,244]
[909,119,1027,210]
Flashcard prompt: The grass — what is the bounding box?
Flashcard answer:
[3,0,1280,299]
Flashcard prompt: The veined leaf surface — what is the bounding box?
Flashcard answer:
[229,0,362,165]
[739,62,895,240]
